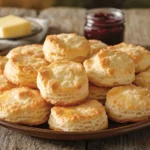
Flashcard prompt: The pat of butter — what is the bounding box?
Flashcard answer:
[0,15,31,38]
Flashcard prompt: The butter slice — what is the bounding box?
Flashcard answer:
[0,15,31,38]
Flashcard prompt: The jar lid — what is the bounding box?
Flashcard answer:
[86,8,124,26]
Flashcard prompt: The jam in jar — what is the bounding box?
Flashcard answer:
[84,8,125,45]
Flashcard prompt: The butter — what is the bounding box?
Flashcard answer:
[0,15,31,38]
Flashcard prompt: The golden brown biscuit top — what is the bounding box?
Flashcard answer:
[84,49,135,77]
[56,33,90,51]
[51,100,105,123]
[89,40,107,56]
[9,54,49,72]
[0,56,7,73]
[0,74,17,94]
[6,44,44,58]
[43,33,91,63]
[38,61,88,91]
[45,33,90,51]
[0,87,49,111]
[107,42,150,64]
[107,85,150,111]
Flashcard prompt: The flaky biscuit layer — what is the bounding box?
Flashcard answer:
[134,67,150,89]
[49,100,108,131]
[0,56,7,73]
[105,85,150,123]
[37,61,89,106]
[0,87,51,125]
[0,74,17,94]
[87,83,111,104]
[4,54,49,88]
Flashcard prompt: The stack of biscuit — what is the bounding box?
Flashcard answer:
[0,33,150,132]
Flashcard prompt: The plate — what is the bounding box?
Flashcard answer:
[0,19,42,40]
[0,119,149,140]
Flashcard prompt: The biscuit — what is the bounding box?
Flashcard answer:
[107,42,150,73]
[0,56,7,73]
[133,67,150,89]
[83,49,135,87]
[0,74,17,94]
[4,54,49,88]
[105,85,150,123]
[43,33,90,63]
[89,40,107,57]
[0,87,51,125]
[37,61,89,106]
[87,84,110,104]
[6,44,44,59]
[48,100,108,131]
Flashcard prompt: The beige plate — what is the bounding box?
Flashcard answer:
[0,119,149,140]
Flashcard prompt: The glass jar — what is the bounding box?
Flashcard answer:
[84,8,125,45]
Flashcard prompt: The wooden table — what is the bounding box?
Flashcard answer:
[0,8,150,150]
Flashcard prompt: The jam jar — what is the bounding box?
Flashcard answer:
[84,8,125,45]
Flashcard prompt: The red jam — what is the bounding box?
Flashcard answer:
[84,8,125,45]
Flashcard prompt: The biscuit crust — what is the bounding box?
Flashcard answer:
[0,74,17,94]
[43,33,91,63]
[6,44,44,59]
[87,83,111,104]
[0,56,7,73]
[105,85,150,123]
[49,100,108,131]
[37,61,89,106]
[0,87,51,125]
[89,40,107,57]
[107,42,150,73]
[84,49,135,87]
[4,54,49,88]
[134,67,150,89]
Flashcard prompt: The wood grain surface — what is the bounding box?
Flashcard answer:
[39,7,87,35]
[124,9,150,47]
[0,7,37,17]
[0,8,150,150]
